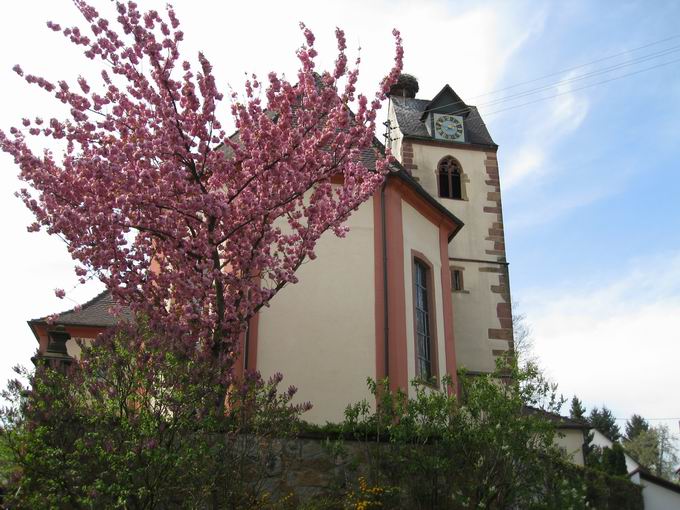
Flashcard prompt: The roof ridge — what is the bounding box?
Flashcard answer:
[30,288,111,323]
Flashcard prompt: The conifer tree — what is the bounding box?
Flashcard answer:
[589,406,621,442]
[569,396,587,422]
[625,414,650,441]
[570,396,595,465]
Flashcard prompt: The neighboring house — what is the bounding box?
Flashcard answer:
[629,468,680,510]
[31,80,514,425]
[588,427,680,507]
[524,407,589,466]
[590,428,641,474]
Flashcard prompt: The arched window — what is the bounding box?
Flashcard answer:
[413,259,434,380]
[437,156,463,200]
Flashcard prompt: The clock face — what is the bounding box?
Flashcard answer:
[434,114,464,141]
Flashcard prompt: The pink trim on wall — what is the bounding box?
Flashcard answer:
[374,177,461,394]
[384,182,409,392]
[232,310,260,377]
[246,312,259,372]
[32,324,106,354]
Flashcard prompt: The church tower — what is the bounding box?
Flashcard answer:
[387,77,513,374]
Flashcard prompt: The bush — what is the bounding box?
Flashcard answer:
[1,325,309,509]
[334,364,641,509]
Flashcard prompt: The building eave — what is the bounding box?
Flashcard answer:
[630,467,680,494]
[403,134,498,152]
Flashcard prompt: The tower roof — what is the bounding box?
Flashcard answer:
[392,85,497,148]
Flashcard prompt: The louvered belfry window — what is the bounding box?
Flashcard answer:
[438,157,462,199]
[414,260,433,379]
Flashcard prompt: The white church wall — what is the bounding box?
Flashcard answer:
[401,201,449,393]
[403,142,510,372]
[407,143,489,262]
[256,198,377,424]
[450,265,500,372]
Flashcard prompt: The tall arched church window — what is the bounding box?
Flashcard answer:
[437,157,463,200]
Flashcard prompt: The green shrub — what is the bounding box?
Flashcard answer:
[1,325,307,509]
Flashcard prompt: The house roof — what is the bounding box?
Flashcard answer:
[630,467,680,495]
[391,84,497,148]
[28,290,132,329]
[523,406,590,430]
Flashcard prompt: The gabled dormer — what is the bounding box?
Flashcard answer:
[421,85,467,142]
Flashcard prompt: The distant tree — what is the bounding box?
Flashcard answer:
[570,396,595,464]
[625,428,660,472]
[590,406,621,442]
[512,305,535,367]
[654,425,679,480]
[625,414,650,441]
[569,396,587,422]
[625,425,679,479]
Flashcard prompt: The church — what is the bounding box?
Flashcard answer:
[29,78,515,426]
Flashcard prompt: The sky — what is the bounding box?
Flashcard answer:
[0,0,679,440]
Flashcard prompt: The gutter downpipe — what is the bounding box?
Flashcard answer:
[381,181,389,382]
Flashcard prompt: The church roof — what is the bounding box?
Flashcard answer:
[28,290,132,328]
[391,85,497,148]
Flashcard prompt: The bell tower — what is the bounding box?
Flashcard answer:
[387,77,513,374]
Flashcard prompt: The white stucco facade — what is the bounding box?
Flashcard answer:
[256,198,377,424]
[401,201,449,393]
[630,470,680,509]
[555,428,586,466]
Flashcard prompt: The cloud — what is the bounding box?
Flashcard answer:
[502,71,590,190]
[505,183,613,230]
[521,251,680,426]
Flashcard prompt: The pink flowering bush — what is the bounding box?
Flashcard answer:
[1,1,403,366]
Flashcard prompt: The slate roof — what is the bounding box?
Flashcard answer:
[523,406,590,430]
[29,290,132,328]
[391,92,497,148]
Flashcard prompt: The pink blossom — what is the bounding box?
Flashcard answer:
[0,2,403,371]
[54,288,66,299]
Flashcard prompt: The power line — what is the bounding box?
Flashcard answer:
[414,56,680,121]
[614,417,680,421]
[470,33,680,100]
[482,56,680,117]
[478,44,680,109]
[421,42,680,116]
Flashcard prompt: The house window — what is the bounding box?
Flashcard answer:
[414,259,434,380]
[451,268,464,292]
[437,156,463,200]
